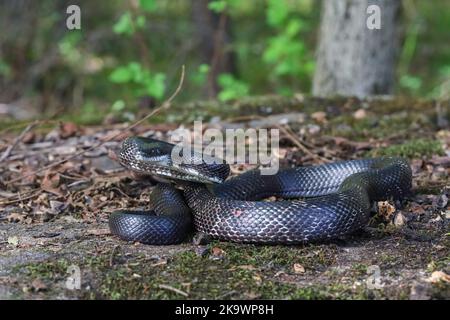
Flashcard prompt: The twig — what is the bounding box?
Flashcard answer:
[223,114,330,163]
[0,189,43,205]
[158,284,189,297]
[109,245,120,267]
[4,65,185,186]
[0,120,39,162]
[279,124,331,163]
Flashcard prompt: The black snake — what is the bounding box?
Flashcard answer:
[109,136,412,244]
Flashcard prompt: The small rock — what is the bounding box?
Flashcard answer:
[307,124,321,135]
[394,212,407,227]
[435,194,448,209]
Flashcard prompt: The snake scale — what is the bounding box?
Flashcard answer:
[109,136,412,244]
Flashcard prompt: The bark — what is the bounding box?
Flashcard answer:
[313,0,401,97]
[191,0,237,98]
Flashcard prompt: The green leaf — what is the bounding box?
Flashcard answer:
[400,75,422,90]
[0,59,10,77]
[266,0,289,27]
[109,66,133,83]
[139,0,157,12]
[217,74,249,102]
[135,15,146,29]
[111,100,126,112]
[113,12,134,35]
[208,0,227,13]
[199,64,210,74]
[285,19,303,37]
[144,73,166,99]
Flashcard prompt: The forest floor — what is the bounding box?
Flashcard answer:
[0,95,449,300]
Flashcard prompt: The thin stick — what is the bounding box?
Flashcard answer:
[158,284,189,297]
[277,124,330,163]
[222,114,330,163]
[0,120,39,162]
[4,65,185,186]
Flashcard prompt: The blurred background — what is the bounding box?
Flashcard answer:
[0,0,449,124]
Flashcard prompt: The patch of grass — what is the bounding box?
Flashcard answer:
[367,139,444,159]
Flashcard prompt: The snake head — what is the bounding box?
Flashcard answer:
[117,136,230,184]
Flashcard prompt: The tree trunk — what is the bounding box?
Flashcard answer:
[191,0,237,98]
[312,0,401,97]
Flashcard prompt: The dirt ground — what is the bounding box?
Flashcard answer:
[0,96,449,299]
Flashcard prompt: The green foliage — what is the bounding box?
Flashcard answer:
[191,64,210,86]
[208,0,227,13]
[58,31,83,65]
[113,12,134,35]
[0,59,11,78]
[217,73,250,101]
[262,0,315,94]
[139,0,157,12]
[399,74,422,91]
[109,62,166,99]
[113,12,146,36]
[266,0,289,27]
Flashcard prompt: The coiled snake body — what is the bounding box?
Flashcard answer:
[109,137,412,244]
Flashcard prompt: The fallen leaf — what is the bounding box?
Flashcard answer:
[426,271,450,284]
[59,122,79,139]
[293,263,305,274]
[41,170,63,196]
[377,201,396,220]
[211,247,226,258]
[311,111,327,123]
[31,278,47,292]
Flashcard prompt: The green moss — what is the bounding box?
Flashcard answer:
[21,259,70,280]
[368,139,444,158]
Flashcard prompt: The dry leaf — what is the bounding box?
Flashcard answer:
[377,201,396,220]
[41,170,63,196]
[211,247,226,257]
[311,111,327,123]
[31,278,47,292]
[293,263,305,274]
[426,271,450,284]
[59,122,79,138]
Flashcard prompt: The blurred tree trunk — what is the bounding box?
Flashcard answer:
[191,0,237,98]
[0,0,38,101]
[313,0,401,97]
